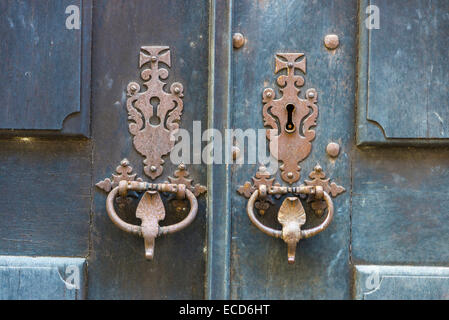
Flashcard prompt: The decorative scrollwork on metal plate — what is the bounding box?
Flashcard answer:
[96,46,206,260]
[126,46,184,180]
[167,163,207,198]
[237,166,281,215]
[237,51,345,263]
[305,164,345,217]
[262,53,318,184]
[96,158,143,192]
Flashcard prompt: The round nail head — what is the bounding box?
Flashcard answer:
[232,146,240,160]
[324,34,339,50]
[150,165,157,172]
[326,142,340,158]
[233,33,245,49]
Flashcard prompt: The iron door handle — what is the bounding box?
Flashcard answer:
[96,46,206,260]
[237,52,345,264]
[105,181,198,260]
[246,185,334,264]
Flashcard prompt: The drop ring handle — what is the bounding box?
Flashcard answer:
[246,187,334,239]
[106,180,198,259]
[246,185,334,263]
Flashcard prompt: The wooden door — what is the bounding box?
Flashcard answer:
[0,0,209,299]
[0,0,448,300]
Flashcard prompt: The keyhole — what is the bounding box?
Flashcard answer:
[149,97,161,126]
[285,104,295,133]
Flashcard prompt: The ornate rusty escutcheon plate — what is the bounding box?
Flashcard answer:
[127,46,184,180]
[263,53,318,184]
[96,46,206,260]
[238,52,345,264]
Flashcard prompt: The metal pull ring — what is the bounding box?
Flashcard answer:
[246,187,334,263]
[106,181,198,260]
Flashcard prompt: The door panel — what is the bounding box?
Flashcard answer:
[0,0,91,137]
[0,139,91,257]
[0,256,86,300]
[89,0,209,299]
[228,0,356,299]
[352,0,449,300]
[354,265,449,300]
[0,0,92,299]
[357,0,449,145]
[352,148,449,265]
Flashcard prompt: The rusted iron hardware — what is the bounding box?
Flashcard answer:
[127,46,183,180]
[232,33,245,49]
[237,52,345,264]
[101,171,200,260]
[305,164,345,216]
[96,46,206,260]
[246,180,334,264]
[263,52,318,184]
[324,34,340,50]
[326,142,340,158]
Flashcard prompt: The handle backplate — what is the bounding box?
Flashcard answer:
[237,52,345,263]
[96,46,206,260]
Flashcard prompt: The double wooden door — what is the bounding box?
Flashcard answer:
[0,0,448,299]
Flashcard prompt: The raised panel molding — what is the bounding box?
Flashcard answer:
[357,0,449,146]
[0,256,86,300]
[354,265,449,300]
[0,0,92,137]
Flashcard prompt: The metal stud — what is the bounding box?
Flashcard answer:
[232,33,245,49]
[324,34,339,50]
[326,142,340,158]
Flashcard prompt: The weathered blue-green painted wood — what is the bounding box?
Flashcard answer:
[352,147,449,265]
[0,256,86,300]
[353,2,449,298]
[89,0,209,299]
[1,0,449,300]
[0,0,91,137]
[357,0,449,145]
[0,139,91,257]
[354,265,449,300]
[229,0,355,299]
[206,0,233,300]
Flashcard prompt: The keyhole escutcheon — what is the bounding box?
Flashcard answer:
[285,104,295,133]
[149,97,161,126]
